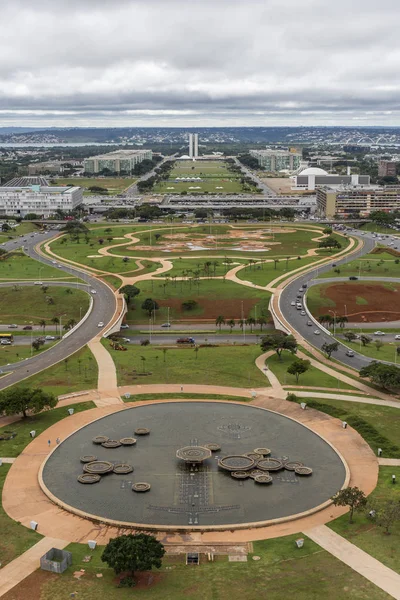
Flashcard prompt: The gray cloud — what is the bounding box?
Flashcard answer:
[1,0,400,126]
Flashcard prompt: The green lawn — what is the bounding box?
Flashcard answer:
[153,257,247,279]
[0,465,42,567]
[236,255,319,286]
[329,467,400,574]
[337,338,400,364]
[0,401,95,457]
[298,397,400,457]
[104,341,268,388]
[267,351,357,390]
[0,222,39,241]
[31,534,390,600]
[0,251,74,281]
[15,346,98,396]
[0,285,90,325]
[54,177,136,195]
[317,252,400,279]
[0,342,56,367]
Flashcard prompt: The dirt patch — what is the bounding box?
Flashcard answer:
[1,569,52,600]
[313,282,400,322]
[115,571,164,589]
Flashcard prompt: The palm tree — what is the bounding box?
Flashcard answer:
[246,317,256,333]
[238,319,245,330]
[258,316,267,332]
[338,316,348,328]
[140,355,146,374]
[39,319,46,334]
[227,319,235,333]
[194,346,199,360]
[212,261,219,276]
[162,348,168,363]
[215,315,225,331]
[274,259,279,270]
[51,316,59,337]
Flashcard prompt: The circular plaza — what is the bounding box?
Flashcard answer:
[40,401,348,530]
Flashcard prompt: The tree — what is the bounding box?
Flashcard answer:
[101,533,165,587]
[194,346,199,360]
[0,387,56,419]
[182,300,198,311]
[140,355,146,373]
[359,361,400,391]
[215,315,225,331]
[323,227,333,234]
[321,341,339,359]
[344,331,357,342]
[246,316,256,333]
[331,487,367,523]
[287,358,310,383]
[258,316,267,332]
[318,236,342,251]
[372,499,400,535]
[337,316,348,328]
[260,334,298,361]
[375,340,384,352]
[141,298,159,317]
[32,338,45,351]
[39,319,46,333]
[51,316,60,337]
[360,334,372,347]
[41,285,48,294]
[119,284,140,306]
[1,223,11,232]
[227,318,235,332]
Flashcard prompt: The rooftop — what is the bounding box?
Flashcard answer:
[85,149,151,160]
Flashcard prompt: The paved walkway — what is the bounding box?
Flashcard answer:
[87,337,122,407]
[0,458,15,464]
[378,458,400,466]
[306,525,400,600]
[0,537,67,598]
[254,351,285,397]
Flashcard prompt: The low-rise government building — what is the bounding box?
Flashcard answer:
[317,185,400,218]
[292,167,370,191]
[84,149,152,174]
[0,183,82,217]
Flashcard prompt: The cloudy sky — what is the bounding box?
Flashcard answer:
[1,0,400,127]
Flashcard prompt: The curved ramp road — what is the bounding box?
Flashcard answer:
[0,229,116,390]
[279,230,400,369]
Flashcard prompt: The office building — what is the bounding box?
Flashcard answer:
[188,133,199,159]
[0,184,82,217]
[249,149,302,172]
[378,161,397,178]
[84,149,152,174]
[292,167,370,191]
[317,185,400,218]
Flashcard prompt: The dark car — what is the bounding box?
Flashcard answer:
[349,276,358,280]
[23,325,33,330]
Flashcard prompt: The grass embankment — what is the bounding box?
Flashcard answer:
[126,278,270,323]
[54,177,136,195]
[0,342,56,367]
[329,467,400,574]
[296,397,400,457]
[0,252,72,281]
[235,255,319,287]
[103,341,268,388]
[0,465,42,567]
[267,351,358,390]
[153,257,247,278]
[0,285,90,325]
[0,401,95,457]
[317,252,400,279]
[31,534,389,600]
[337,338,400,363]
[15,346,98,396]
[0,222,38,241]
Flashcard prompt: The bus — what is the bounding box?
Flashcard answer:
[0,333,14,343]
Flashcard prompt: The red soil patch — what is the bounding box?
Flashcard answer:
[1,570,52,600]
[315,283,400,323]
[116,571,164,589]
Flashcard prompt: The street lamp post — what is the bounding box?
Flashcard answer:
[329,309,337,336]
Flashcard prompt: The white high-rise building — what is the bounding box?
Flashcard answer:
[188,133,199,159]
[0,184,82,217]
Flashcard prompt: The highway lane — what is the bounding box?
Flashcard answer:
[0,228,117,390]
[279,230,399,370]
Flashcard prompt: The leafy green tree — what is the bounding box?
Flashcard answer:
[141,298,159,317]
[375,340,384,352]
[287,358,311,383]
[331,487,367,523]
[359,361,400,391]
[227,318,235,332]
[246,317,256,333]
[318,236,342,251]
[344,332,357,342]
[39,319,46,333]
[360,335,372,347]
[32,338,45,351]
[182,300,198,311]
[323,227,333,234]
[257,316,267,332]
[321,341,339,359]
[0,387,56,419]
[119,284,140,306]
[101,533,165,587]
[260,334,297,361]
[215,315,225,331]
[372,499,400,534]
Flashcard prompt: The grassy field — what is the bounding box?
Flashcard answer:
[329,467,400,574]
[0,285,89,325]
[101,274,123,290]
[26,533,390,600]
[14,346,98,396]
[267,351,357,390]
[125,279,270,323]
[0,401,95,457]
[0,342,56,367]
[104,341,268,388]
[0,221,38,241]
[154,257,247,278]
[0,465,42,567]
[337,338,400,363]
[318,253,400,279]
[299,397,400,457]
[54,177,136,195]
[236,255,319,286]
[0,252,75,281]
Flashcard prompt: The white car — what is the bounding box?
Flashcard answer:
[90,289,97,294]
[97,321,104,327]
[300,311,306,316]
[45,335,55,340]
[395,335,400,340]
[314,330,321,335]
[374,331,385,336]
[291,301,296,306]
[52,260,57,264]
[34,281,43,285]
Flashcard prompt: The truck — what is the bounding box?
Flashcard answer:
[177,337,196,344]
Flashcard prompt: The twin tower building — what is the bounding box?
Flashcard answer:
[188,133,199,159]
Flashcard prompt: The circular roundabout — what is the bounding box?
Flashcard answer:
[41,401,347,530]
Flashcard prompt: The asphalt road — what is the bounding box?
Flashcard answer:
[121,334,260,345]
[279,230,400,370]
[0,228,116,389]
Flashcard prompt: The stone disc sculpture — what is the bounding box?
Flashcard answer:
[120,437,137,446]
[231,471,250,479]
[204,443,221,452]
[113,463,134,474]
[101,440,121,448]
[78,473,101,484]
[254,474,273,484]
[253,448,271,456]
[176,446,212,464]
[248,469,266,479]
[132,482,151,492]
[284,461,304,471]
[80,455,97,463]
[257,458,284,471]
[134,428,150,435]
[218,455,256,472]
[92,435,109,444]
[295,466,313,476]
[83,460,114,475]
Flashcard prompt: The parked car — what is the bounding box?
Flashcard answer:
[0,339,12,345]
[291,301,296,306]
[300,311,306,316]
[395,335,400,340]
[346,350,355,357]
[122,337,131,343]
[23,325,32,330]
[374,331,385,336]
[302,283,308,289]
[34,281,43,285]
[120,324,129,329]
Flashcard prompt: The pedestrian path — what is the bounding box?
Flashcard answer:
[0,537,68,598]
[306,525,400,600]
[254,352,285,397]
[0,457,15,464]
[378,458,400,466]
[87,337,122,407]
